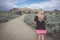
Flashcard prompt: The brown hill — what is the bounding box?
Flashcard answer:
[10,8,39,14]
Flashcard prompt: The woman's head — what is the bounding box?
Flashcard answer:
[38,10,45,15]
[37,10,45,22]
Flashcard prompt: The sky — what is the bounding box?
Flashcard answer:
[0,0,60,11]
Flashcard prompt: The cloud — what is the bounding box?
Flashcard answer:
[0,0,26,11]
[21,0,60,10]
[0,0,60,11]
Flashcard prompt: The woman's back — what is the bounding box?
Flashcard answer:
[34,15,46,30]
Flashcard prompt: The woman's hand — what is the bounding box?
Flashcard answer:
[43,19,45,21]
[43,18,46,21]
[34,21,36,24]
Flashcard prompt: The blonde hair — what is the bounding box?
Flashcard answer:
[37,10,45,22]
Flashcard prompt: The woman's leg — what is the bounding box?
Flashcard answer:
[38,34,41,40]
[41,34,45,40]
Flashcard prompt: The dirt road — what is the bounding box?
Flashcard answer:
[0,14,37,40]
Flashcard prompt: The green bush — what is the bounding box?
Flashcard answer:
[0,12,20,19]
[24,14,37,28]
[45,13,60,34]
[0,12,20,23]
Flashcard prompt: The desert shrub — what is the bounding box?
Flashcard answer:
[7,12,20,19]
[0,12,20,23]
[24,14,37,28]
[0,12,20,19]
[45,13,60,34]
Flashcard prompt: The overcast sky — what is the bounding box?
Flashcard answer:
[0,0,60,11]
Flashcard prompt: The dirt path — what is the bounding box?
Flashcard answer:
[0,14,53,40]
[0,14,37,40]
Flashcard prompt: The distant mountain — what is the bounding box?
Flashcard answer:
[9,8,39,14]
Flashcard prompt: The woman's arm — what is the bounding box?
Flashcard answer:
[34,16,37,24]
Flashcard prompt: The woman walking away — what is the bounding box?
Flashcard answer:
[34,10,47,40]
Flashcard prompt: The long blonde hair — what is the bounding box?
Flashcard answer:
[37,10,45,22]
